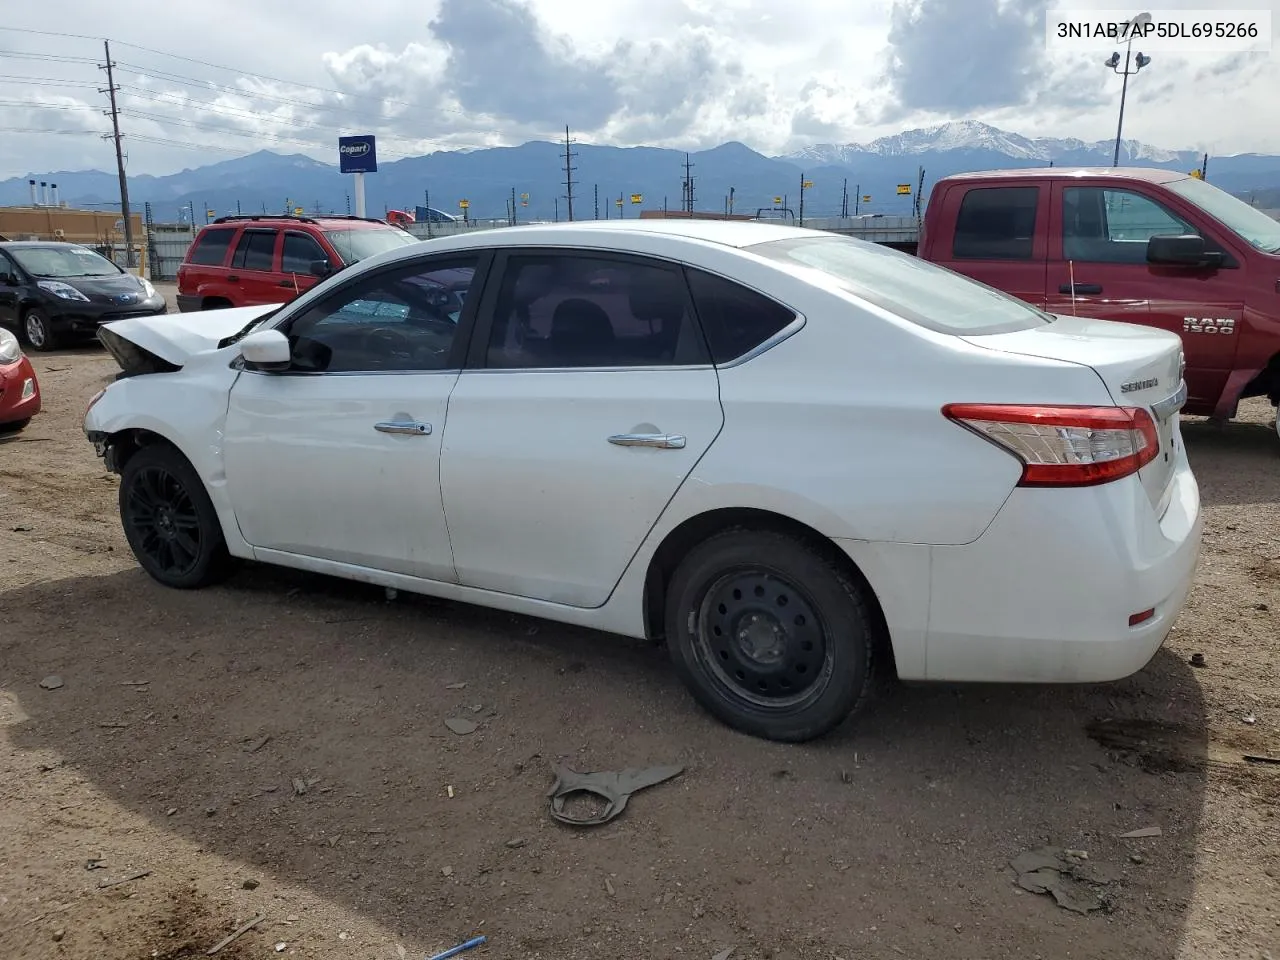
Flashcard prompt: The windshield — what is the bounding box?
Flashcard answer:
[323,226,419,264]
[1165,176,1280,254]
[748,234,1052,336]
[10,245,122,278]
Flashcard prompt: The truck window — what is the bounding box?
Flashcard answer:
[1062,187,1196,264]
[1165,175,1280,253]
[952,186,1039,260]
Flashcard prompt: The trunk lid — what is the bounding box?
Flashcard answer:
[962,314,1186,511]
[98,303,282,370]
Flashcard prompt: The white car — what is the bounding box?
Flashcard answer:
[84,220,1202,743]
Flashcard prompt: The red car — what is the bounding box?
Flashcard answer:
[176,214,420,312]
[0,327,40,432]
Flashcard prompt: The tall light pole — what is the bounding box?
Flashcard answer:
[1106,12,1153,167]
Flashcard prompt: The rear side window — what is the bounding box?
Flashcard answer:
[187,227,236,266]
[685,269,796,363]
[281,232,328,274]
[951,186,1039,260]
[232,230,278,271]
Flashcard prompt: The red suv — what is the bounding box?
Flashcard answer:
[176,214,420,312]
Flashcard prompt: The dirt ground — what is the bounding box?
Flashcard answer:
[1,301,1278,959]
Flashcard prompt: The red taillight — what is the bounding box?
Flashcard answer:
[942,403,1159,488]
[1129,608,1155,626]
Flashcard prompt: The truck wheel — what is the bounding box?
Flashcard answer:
[663,528,876,743]
[119,442,236,589]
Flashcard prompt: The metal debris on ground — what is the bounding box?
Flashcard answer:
[292,778,308,796]
[1190,652,1207,667]
[38,676,63,690]
[205,914,266,955]
[425,934,487,960]
[444,717,478,736]
[1243,754,1280,765]
[711,947,736,960]
[1118,825,1163,839]
[1009,847,1114,915]
[445,682,467,690]
[97,869,151,889]
[546,764,684,827]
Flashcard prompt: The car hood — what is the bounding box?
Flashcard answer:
[99,303,282,368]
[47,273,149,303]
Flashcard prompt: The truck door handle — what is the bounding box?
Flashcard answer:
[226,274,240,282]
[374,420,431,436]
[608,433,686,449]
[1059,282,1102,295]
[278,280,298,288]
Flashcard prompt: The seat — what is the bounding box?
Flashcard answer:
[547,298,616,363]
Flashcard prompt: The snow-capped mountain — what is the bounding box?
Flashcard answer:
[784,120,1191,166]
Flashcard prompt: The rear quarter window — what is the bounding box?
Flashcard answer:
[685,269,797,363]
[187,227,236,266]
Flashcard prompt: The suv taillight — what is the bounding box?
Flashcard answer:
[942,403,1159,487]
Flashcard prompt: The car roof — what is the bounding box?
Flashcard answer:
[0,240,94,249]
[938,167,1190,185]
[202,215,396,230]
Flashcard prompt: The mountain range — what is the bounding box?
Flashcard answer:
[5,121,1280,223]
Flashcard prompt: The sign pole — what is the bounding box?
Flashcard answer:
[354,172,366,218]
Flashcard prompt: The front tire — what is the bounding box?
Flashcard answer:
[0,417,31,434]
[119,443,235,588]
[664,528,875,743]
[21,309,59,351]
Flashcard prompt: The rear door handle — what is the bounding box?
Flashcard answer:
[278,280,297,288]
[226,274,240,282]
[374,420,431,436]
[608,433,686,449]
[1059,282,1103,295]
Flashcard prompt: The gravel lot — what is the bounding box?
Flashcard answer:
[2,297,1278,960]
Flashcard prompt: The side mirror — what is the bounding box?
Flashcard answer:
[239,329,291,371]
[1147,234,1219,267]
[0,273,15,286]
[309,259,333,278]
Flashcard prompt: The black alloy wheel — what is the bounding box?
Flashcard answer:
[119,443,235,588]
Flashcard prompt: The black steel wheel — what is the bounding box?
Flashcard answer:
[119,442,235,588]
[665,528,875,742]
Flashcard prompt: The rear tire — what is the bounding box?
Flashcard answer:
[118,442,236,589]
[664,528,875,743]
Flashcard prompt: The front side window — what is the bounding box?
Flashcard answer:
[1062,187,1197,264]
[281,232,328,274]
[231,230,278,272]
[951,186,1040,261]
[484,254,707,369]
[283,258,479,373]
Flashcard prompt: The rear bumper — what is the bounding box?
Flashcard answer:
[920,457,1202,683]
[0,357,41,424]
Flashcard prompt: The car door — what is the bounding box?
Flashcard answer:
[929,183,1049,309]
[1046,181,1243,409]
[227,227,282,305]
[222,252,491,581]
[0,251,20,328]
[440,249,725,608]
[278,231,328,299]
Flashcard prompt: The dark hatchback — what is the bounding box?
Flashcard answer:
[0,241,167,351]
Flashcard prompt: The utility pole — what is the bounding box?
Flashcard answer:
[236,200,241,215]
[915,166,925,219]
[618,193,625,219]
[99,41,134,268]
[682,153,696,213]
[1200,153,1209,180]
[594,184,599,220]
[798,173,807,227]
[424,190,432,239]
[728,186,735,216]
[841,178,849,218]
[854,185,860,216]
[554,197,560,222]
[562,126,577,221]
[511,186,518,226]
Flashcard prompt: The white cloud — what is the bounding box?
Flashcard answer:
[0,0,1277,180]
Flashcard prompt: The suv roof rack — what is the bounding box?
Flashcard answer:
[210,214,390,226]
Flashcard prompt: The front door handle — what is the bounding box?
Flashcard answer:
[1059,282,1103,295]
[375,420,431,436]
[226,274,241,282]
[608,433,686,449]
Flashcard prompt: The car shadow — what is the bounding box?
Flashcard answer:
[1,563,1209,959]
[1181,416,1279,507]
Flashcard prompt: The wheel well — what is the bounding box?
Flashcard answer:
[201,297,233,310]
[104,428,179,473]
[1240,353,1280,407]
[642,507,895,672]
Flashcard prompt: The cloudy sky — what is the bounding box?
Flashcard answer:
[1,0,1277,178]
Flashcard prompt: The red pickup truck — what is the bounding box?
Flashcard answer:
[919,168,1280,432]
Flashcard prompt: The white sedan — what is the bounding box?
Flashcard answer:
[84,220,1202,743]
